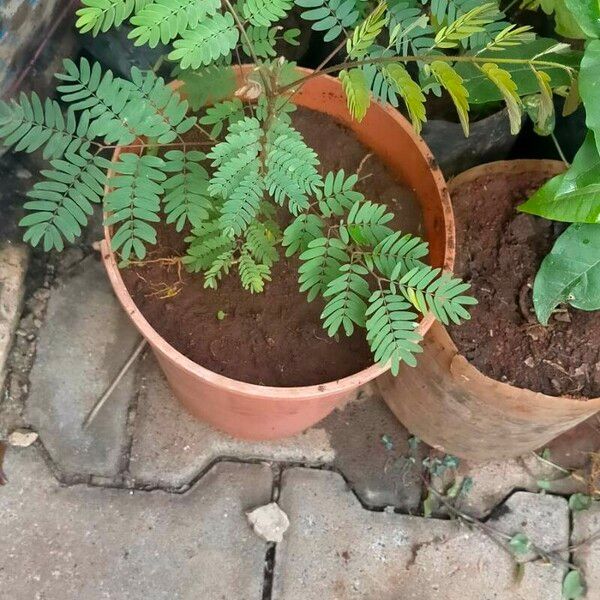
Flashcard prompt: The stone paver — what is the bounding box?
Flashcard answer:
[129,356,421,507]
[0,445,272,599]
[572,501,600,600]
[26,256,139,479]
[0,242,28,390]
[129,353,334,488]
[273,468,568,600]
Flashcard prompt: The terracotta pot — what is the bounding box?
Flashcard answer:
[379,160,600,460]
[101,65,454,440]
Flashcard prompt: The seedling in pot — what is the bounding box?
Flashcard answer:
[0,0,579,373]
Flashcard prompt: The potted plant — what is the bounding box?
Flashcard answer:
[0,0,574,439]
[380,0,600,459]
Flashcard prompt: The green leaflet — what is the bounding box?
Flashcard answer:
[177,65,236,111]
[562,570,586,599]
[129,0,221,47]
[520,133,600,223]
[533,223,600,324]
[480,63,522,135]
[430,61,470,136]
[242,0,293,27]
[169,12,239,69]
[346,1,388,59]
[295,0,359,42]
[76,0,147,36]
[239,249,272,293]
[339,68,371,122]
[382,64,427,134]
[282,213,325,256]
[104,153,167,260]
[580,39,600,155]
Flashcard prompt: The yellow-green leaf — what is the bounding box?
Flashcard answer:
[434,2,499,49]
[563,77,581,116]
[533,68,555,132]
[346,1,388,59]
[339,69,370,122]
[481,63,522,135]
[431,61,470,136]
[383,64,426,134]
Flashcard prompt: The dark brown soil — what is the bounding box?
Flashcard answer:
[122,107,423,386]
[447,170,600,398]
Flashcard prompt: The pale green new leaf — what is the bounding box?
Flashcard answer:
[480,63,522,135]
[339,68,370,122]
[382,63,427,134]
[346,1,388,59]
[430,61,470,136]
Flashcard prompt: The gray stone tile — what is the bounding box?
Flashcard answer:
[129,353,334,489]
[0,445,272,600]
[572,501,600,600]
[26,256,139,479]
[0,242,28,390]
[129,357,421,508]
[273,468,568,600]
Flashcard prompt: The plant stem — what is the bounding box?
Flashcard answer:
[278,54,575,95]
[551,132,570,167]
[315,38,349,73]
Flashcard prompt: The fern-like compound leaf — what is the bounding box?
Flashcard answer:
[239,249,272,293]
[321,264,370,336]
[480,63,522,134]
[316,169,364,217]
[178,65,237,111]
[298,237,349,301]
[20,149,111,252]
[183,220,235,272]
[365,289,422,373]
[265,124,323,215]
[242,25,279,58]
[346,2,388,59]
[433,1,499,49]
[282,213,325,256]
[104,153,167,260]
[371,230,429,278]
[382,63,427,134]
[162,150,212,231]
[169,12,239,69]
[199,98,245,137]
[430,61,470,136]
[393,265,477,325]
[242,0,293,27]
[129,0,221,47]
[0,93,96,160]
[246,221,280,266]
[219,171,265,237]
[341,200,394,246]
[339,68,371,122]
[76,0,148,36]
[295,0,359,42]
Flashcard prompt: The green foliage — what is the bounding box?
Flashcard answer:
[430,61,470,135]
[479,63,522,134]
[522,0,584,39]
[162,150,211,231]
[339,68,370,122]
[105,153,167,260]
[508,533,531,556]
[315,170,364,217]
[242,26,278,58]
[183,220,236,273]
[21,150,110,251]
[341,200,394,246]
[219,171,265,237]
[371,230,429,277]
[239,249,272,292]
[346,2,388,59]
[242,0,293,27]
[169,12,239,69]
[295,0,359,42]
[129,0,221,47]
[382,64,427,134]
[433,1,500,49]
[178,65,237,111]
[282,213,324,256]
[533,223,600,325]
[569,493,592,512]
[199,98,245,137]
[76,0,150,36]
[265,124,323,215]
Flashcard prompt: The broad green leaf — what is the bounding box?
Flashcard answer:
[564,0,600,38]
[456,39,579,104]
[569,493,593,512]
[520,133,600,222]
[524,0,586,39]
[562,570,585,599]
[579,39,600,155]
[533,223,600,324]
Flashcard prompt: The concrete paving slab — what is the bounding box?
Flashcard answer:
[273,468,568,600]
[26,256,139,479]
[572,501,600,600]
[0,445,272,600]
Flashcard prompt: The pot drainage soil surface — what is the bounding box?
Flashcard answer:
[448,169,600,398]
[122,107,423,386]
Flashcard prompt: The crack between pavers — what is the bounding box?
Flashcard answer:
[261,464,282,600]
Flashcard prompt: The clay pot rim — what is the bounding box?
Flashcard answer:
[101,65,453,399]
[446,159,600,406]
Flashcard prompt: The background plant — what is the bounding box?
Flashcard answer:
[518,0,600,326]
[0,0,581,373]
